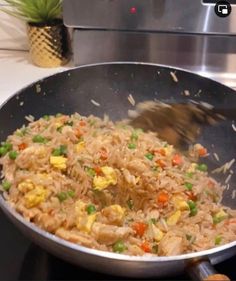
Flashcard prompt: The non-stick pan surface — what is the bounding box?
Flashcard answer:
[0,63,235,278]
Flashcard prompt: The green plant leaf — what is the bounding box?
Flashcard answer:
[0,0,62,23]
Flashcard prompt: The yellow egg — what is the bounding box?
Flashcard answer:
[18,180,35,193]
[24,185,47,208]
[110,204,126,219]
[50,156,67,170]
[153,225,164,242]
[163,145,173,156]
[93,166,117,190]
[167,210,182,226]
[75,200,87,216]
[172,196,189,211]
[187,163,197,173]
[76,141,85,153]
[76,214,97,233]
[215,209,228,220]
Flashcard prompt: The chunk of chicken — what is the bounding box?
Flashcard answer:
[158,233,184,256]
[101,205,125,226]
[92,222,133,245]
[56,228,99,248]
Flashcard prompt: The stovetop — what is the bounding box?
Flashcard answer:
[1,212,236,281]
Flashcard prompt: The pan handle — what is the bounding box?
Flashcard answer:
[187,260,230,281]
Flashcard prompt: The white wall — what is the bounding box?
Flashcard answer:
[0,1,28,50]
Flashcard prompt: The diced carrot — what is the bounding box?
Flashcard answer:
[74,128,83,138]
[172,154,182,166]
[156,159,166,169]
[207,180,215,188]
[140,241,151,253]
[132,222,147,237]
[100,148,108,160]
[198,147,207,157]
[18,143,27,151]
[94,166,102,175]
[157,192,169,204]
[154,148,166,156]
[79,120,86,127]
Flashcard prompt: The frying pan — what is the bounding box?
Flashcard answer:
[0,62,235,280]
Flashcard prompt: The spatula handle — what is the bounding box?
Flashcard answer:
[187,260,230,281]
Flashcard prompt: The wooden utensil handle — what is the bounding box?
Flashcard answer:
[187,260,230,281]
[204,274,230,281]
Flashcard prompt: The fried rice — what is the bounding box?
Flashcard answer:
[0,113,235,256]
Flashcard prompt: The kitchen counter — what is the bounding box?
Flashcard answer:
[0,49,70,106]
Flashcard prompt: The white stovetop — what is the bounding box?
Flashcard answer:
[0,49,70,106]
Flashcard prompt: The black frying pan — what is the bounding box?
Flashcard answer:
[0,63,235,280]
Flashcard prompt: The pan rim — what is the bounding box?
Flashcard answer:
[0,61,235,110]
[0,61,235,263]
[0,195,235,262]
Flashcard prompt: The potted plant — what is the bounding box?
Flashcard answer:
[1,0,70,68]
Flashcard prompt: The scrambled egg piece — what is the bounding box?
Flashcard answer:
[77,213,97,233]
[24,185,47,208]
[76,141,85,153]
[93,166,117,190]
[215,209,228,220]
[102,204,125,225]
[75,200,86,216]
[163,145,173,156]
[167,210,181,226]
[110,205,125,217]
[151,224,164,242]
[74,200,97,233]
[18,179,35,193]
[187,163,197,173]
[50,156,67,170]
[172,196,189,211]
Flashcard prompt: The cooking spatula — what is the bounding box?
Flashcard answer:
[128,101,235,148]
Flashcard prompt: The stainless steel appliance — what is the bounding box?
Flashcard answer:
[63,0,236,89]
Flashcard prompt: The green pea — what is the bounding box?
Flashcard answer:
[2,180,11,191]
[185,182,193,191]
[131,131,138,141]
[52,148,61,156]
[32,135,47,143]
[189,208,198,217]
[152,245,158,254]
[0,146,8,156]
[2,142,13,151]
[86,204,96,214]
[65,121,73,126]
[57,126,63,133]
[43,115,50,121]
[67,190,75,198]
[197,163,208,172]
[145,153,154,161]
[85,167,96,177]
[215,235,222,245]
[57,192,68,202]
[188,200,196,210]
[9,151,18,160]
[186,172,194,178]
[212,215,226,225]
[113,240,126,253]
[186,234,192,241]
[188,200,198,217]
[150,218,157,224]
[128,143,136,149]
[127,199,134,210]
